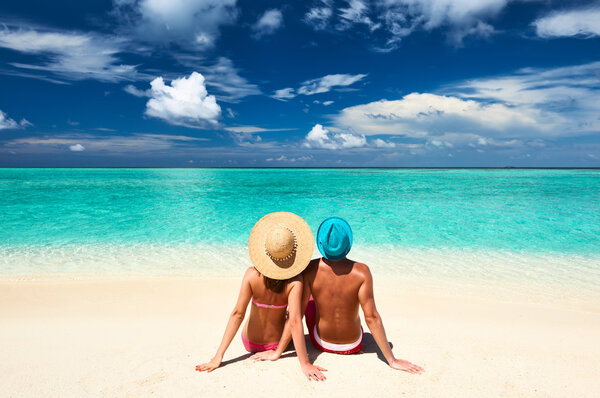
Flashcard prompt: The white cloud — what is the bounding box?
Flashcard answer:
[113,0,237,48]
[0,110,31,130]
[451,62,600,106]
[224,126,294,133]
[0,26,139,82]
[124,84,150,97]
[272,87,296,100]
[69,144,85,151]
[225,108,237,118]
[297,73,367,95]
[253,9,284,38]
[145,72,221,129]
[430,139,453,148]
[304,0,509,49]
[273,73,366,101]
[335,92,545,138]
[7,133,208,153]
[449,61,600,133]
[379,0,506,45]
[304,123,367,150]
[338,0,380,32]
[333,62,600,147]
[373,138,396,148]
[304,2,333,30]
[266,155,313,162]
[533,7,600,38]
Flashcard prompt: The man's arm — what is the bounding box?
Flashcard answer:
[358,266,424,374]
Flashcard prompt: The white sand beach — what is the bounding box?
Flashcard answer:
[1,277,599,398]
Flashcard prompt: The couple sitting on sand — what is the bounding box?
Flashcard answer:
[196,212,424,381]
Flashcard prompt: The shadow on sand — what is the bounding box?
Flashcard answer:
[215,332,392,370]
[307,332,392,365]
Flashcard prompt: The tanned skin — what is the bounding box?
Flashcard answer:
[196,267,327,380]
[252,258,424,374]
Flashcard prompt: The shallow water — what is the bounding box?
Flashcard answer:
[1,168,599,298]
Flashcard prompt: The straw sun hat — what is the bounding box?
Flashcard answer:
[248,212,314,280]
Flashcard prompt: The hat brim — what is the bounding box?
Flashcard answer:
[248,212,314,280]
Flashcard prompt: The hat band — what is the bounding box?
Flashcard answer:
[264,226,297,262]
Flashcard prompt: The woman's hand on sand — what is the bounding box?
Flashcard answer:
[195,356,222,373]
[301,363,328,381]
[389,358,424,374]
[250,350,281,362]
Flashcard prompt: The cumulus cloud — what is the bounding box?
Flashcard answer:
[145,72,221,129]
[69,144,85,151]
[0,26,139,82]
[333,61,600,148]
[304,124,367,150]
[335,93,546,139]
[253,9,284,38]
[533,7,600,38]
[167,56,261,102]
[0,110,31,130]
[112,0,237,48]
[449,61,600,133]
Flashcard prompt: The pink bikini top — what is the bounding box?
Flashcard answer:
[251,298,287,309]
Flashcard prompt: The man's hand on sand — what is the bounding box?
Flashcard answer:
[390,358,424,374]
[250,349,280,361]
[195,356,222,373]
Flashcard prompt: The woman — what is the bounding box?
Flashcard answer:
[195,212,327,381]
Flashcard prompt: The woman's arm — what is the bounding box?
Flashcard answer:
[287,279,327,381]
[358,267,424,374]
[196,267,253,372]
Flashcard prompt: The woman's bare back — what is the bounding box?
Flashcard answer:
[244,268,299,344]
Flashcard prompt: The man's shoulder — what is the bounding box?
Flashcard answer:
[348,260,371,280]
[301,258,320,279]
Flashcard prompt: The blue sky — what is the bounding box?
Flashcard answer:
[0,0,599,167]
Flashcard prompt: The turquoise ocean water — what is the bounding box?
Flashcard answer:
[1,168,599,298]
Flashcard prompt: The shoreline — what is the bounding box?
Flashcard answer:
[1,277,599,397]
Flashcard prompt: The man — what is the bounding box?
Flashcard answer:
[252,217,424,374]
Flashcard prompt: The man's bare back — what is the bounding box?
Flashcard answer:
[303,257,367,344]
[302,256,425,374]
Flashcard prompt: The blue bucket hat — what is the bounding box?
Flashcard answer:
[317,217,353,261]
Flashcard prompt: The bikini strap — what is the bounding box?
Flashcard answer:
[252,297,287,309]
